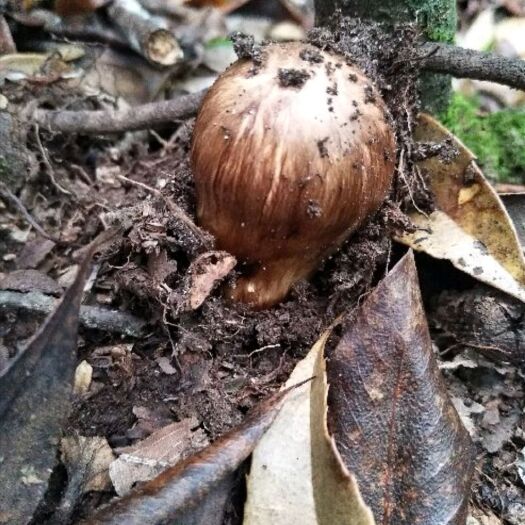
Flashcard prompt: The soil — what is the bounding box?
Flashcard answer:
[1,12,522,525]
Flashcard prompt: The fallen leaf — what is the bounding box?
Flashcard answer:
[62,436,114,493]
[87,382,296,523]
[156,355,177,375]
[480,410,520,453]
[396,114,525,302]
[328,251,475,524]
[244,332,374,525]
[450,396,485,438]
[51,436,114,524]
[73,360,93,395]
[186,251,236,310]
[127,404,173,441]
[431,286,525,364]
[109,417,209,496]
[175,474,235,525]
[0,245,96,523]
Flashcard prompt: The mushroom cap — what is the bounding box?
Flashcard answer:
[191,41,396,307]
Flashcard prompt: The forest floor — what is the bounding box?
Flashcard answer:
[1,1,524,524]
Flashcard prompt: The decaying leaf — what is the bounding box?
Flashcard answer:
[500,193,525,246]
[328,251,475,525]
[109,417,209,496]
[62,436,114,493]
[431,285,525,364]
[47,436,113,524]
[397,114,525,302]
[73,360,93,395]
[186,251,236,310]
[87,383,295,524]
[0,246,96,524]
[244,332,375,525]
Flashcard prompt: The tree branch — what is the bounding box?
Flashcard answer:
[31,90,206,135]
[28,44,525,137]
[0,290,145,337]
[419,42,525,92]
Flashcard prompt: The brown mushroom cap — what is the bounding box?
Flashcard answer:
[191,41,396,309]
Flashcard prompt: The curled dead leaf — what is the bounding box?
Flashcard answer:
[244,332,375,525]
[397,114,525,302]
[328,251,475,525]
[0,245,97,523]
[185,251,236,310]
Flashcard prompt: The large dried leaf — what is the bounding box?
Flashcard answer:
[0,248,95,524]
[328,251,474,525]
[397,114,525,302]
[109,417,209,496]
[51,436,114,523]
[87,385,295,524]
[244,332,375,525]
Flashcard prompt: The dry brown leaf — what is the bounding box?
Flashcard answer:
[186,251,236,310]
[0,245,97,523]
[50,436,114,524]
[109,417,209,496]
[61,436,114,493]
[396,113,525,302]
[244,332,375,525]
[89,386,293,523]
[328,251,474,525]
[73,360,93,395]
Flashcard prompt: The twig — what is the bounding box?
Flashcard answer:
[107,0,183,66]
[117,174,211,247]
[0,15,15,54]
[25,44,524,139]
[0,290,145,337]
[419,42,525,91]
[0,182,62,244]
[34,124,72,196]
[31,90,206,135]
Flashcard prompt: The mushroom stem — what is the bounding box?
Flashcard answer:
[226,257,314,309]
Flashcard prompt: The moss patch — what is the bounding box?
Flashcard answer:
[439,93,525,183]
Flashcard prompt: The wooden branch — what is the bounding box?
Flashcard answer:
[0,290,145,337]
[27,44,525,138]
[31,90,206,135]
[419,42,525,91]
[107,0,183,66]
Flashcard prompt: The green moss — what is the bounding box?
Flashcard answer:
[439,93,525,183]
[204,36,233,49]
[408,0,456,43]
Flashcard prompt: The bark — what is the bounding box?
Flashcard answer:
[314,0,457,112]
[31,90,205,134]
[420,42,525,91]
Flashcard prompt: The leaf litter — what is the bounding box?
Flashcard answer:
[244,330,374,525]
[0,243,98,524]
[0,4,523,524]
[328,251,475,525]
[397,114,525,303]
